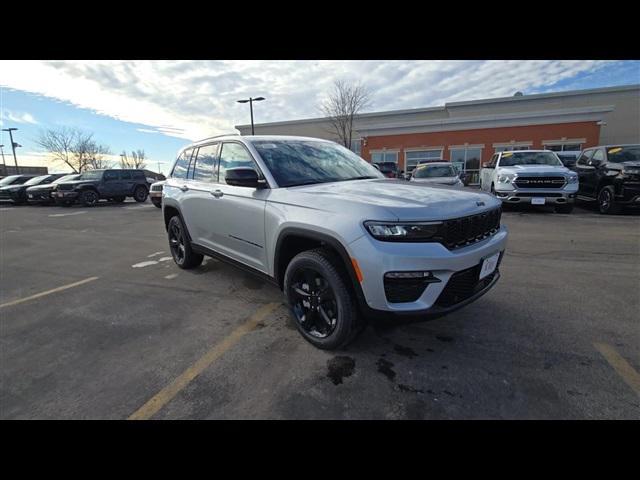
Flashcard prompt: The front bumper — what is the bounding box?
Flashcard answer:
[348,225,508,314]
[27,190,55,203]
[494,187,577,205]
[149,191,162,198]
[54,191,79,200]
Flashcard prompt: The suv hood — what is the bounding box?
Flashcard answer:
[499,165,571,176]
[280,179,500,220]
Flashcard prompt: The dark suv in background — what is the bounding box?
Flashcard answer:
[573,145,640,214]
[0,174,39,203]
[54,169,150,206]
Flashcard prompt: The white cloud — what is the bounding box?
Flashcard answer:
[0,108,38,125]
[0,60,621,141]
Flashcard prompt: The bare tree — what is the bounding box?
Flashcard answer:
[120,149,147,169]
[321,80,371,149]
[35,127,112,172]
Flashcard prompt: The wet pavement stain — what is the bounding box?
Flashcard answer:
[436,335,454,343]
[398,384,424,394]
[394,344,418,359]
[376,358,396,382]
[327,356,356,385]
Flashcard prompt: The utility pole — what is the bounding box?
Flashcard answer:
[0,144,6,175]
[2,128,19,174]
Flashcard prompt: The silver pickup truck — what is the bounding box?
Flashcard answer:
[479,150,579,213]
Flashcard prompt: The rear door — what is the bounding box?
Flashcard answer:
[119,170,135,195]
[206,141,269,273]
[178,143,220,249]
[101,170,120,196]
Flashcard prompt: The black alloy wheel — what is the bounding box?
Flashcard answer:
[167,216,203,269]
[81,190,99,206]
[289,267,339,339]
[134,186,148,202]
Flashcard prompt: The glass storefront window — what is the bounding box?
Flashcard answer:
[405,150,443,172]
[450,147,482,185]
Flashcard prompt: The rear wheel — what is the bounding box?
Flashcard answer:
[80,190,99,207]
[167,215,203,269]
[284,248,360,350]
[554,204,574,214]
[133,185,148,202]
[598,186,621,214]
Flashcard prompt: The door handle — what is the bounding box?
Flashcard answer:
[180,185,189,192]
[211,189,223,198]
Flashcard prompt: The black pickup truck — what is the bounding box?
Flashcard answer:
[573,145,640,214]
[54,169,150,206]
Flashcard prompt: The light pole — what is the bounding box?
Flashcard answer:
[237,97,265,135]
[0,144,6,174]
[2,128,19,174]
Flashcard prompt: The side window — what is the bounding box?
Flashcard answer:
[218,142,256,185]
[192,143,218,182]
[577,150,594,166]
[171,149,192,179]
[104,171,118,181]
[120,170,132,180]
[132,170,145,180]
[590,149,605,165]
[488,154,498,168]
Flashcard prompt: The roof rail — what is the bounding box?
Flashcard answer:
[196,132,240,143]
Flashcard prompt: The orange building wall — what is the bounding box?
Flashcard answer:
[360,121,601,170]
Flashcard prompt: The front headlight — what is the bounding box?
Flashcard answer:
[497,173,515,184]
[364,221,442,242]
[567,174,578,184]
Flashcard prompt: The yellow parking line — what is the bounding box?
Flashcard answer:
[0,276,99,309]
[594,342,640,397]
[128,301,281,420]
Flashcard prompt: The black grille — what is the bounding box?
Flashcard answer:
[514,176,566,189]
[438,207,501,250]
[515,192,562,197]
[384,277,432,303]
[56,184,74,191]
[435,261,500,308]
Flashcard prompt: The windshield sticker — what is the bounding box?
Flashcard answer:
[607,147,622,154]
[502,152,513,157]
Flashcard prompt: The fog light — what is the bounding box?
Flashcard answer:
[384,271,440,282]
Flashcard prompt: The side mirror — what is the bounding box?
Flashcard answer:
[225,168,262,188]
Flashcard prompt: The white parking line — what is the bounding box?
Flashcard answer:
[164,274,178,280]
[48,211,87,218]
[147,251,165,258]
[158,257,172,262]
[132,260,158,268]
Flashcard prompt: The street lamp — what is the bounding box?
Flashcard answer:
[0,144,6,173]
[237,97,265,135]
[2,128,19,174]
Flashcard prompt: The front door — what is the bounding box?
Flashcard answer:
[575,149,596,197]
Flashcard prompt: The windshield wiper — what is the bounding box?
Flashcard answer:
[334,176,378,182]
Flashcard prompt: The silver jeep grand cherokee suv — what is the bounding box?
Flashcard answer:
[163,135,508,349]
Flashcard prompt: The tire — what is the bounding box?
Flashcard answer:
[597,186,621,215]
[490,183,496,195]
[151,197,162,208]
[112,196,126,203]
[80,189,99,207]
[554,204,574,214]
[283,248,360,350]
[133,185,148,203]
[167,215,203,269]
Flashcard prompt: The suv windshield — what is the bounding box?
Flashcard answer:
[79,170,103,180]
[24,175,50,186]
[500,151,562,167]
[414,165,456,178]
[0,175,22,186]
[252,140,382,187]
[606,146,640,163]
[53,174,80,184]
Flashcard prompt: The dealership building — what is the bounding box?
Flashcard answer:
[236,84,640,185]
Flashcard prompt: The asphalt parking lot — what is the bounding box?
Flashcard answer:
[1,199,639,419]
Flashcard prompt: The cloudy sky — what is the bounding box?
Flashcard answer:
[1,60,639,174]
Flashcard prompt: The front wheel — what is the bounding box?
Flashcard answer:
[133,185,148,203]
[598,186,621,215]
[283,248,360,350]
[167,215,203,269]
[80,190,99,206]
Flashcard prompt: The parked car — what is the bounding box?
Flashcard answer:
[163,135,507,350]
[573,144,640,214]
[375,161,399,178]
[556,151,580,168]
[0,174,39,203]
[410,162,465,188]
[149,180,165,208]
[479,150,578,214]
[54,169,150,206]
[26,173,81,204]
